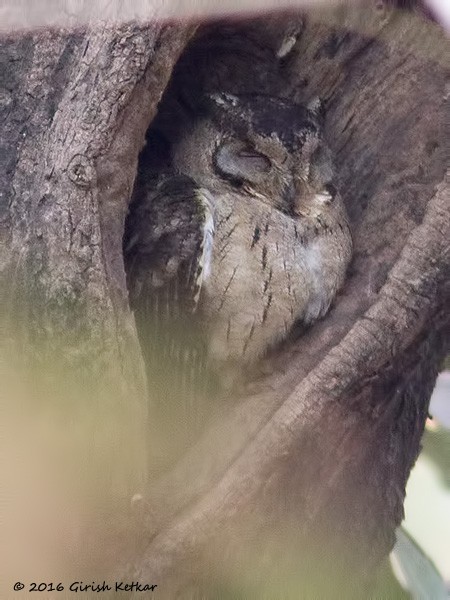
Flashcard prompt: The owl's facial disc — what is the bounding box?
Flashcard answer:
[213,137,297,215]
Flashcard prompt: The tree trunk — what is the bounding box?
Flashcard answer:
[1,21,195,584]
[1,2,448,597]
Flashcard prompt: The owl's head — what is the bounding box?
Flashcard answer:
[171,92,337,216]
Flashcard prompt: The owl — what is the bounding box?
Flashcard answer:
[124,93,352,450]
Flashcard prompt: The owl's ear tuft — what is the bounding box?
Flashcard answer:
[213,140,271,185]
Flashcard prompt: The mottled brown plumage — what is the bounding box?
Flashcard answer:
[168,93,353,368]
[124,93,352,449]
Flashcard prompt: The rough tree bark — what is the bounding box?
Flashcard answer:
[1,19,196,585]
[1,1,448,597]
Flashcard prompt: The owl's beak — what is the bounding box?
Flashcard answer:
[283,179,312,217]
[280,180,296,215]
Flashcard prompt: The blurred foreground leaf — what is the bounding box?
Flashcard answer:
[390,526,448,600]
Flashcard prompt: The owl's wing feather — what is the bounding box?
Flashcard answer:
[124,174,214,438]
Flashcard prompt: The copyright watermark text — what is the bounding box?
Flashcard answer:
[13,581,157,593]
